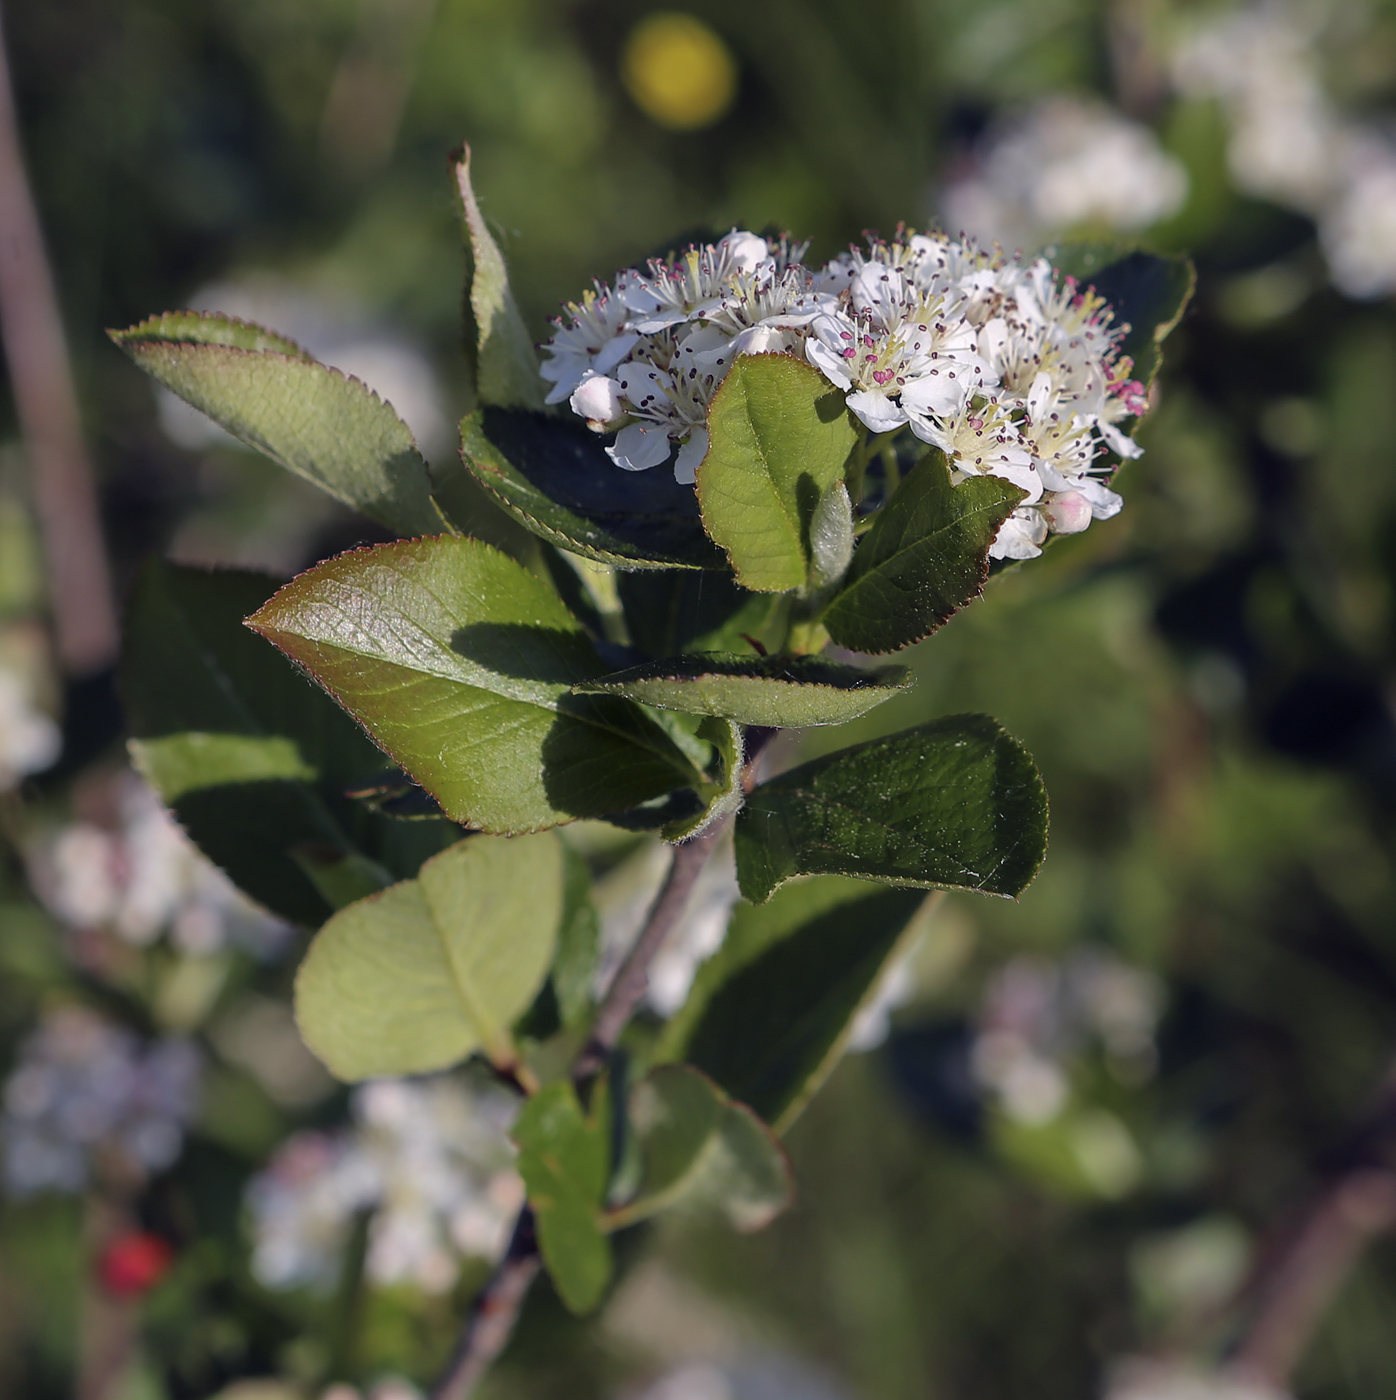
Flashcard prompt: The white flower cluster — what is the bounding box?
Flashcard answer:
[2,1005,201,1195]
[1173,2,1396,300]
[246,1076,524,1295]
[29,773,290,959]
[0,658,60,791]
[543,229,1148,560]
[942,97,1188,252]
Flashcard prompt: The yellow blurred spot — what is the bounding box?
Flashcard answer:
[621,13,738,131]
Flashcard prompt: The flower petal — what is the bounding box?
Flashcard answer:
[607,422,673,472]
[674,428,708,485]
[845,389,909,434]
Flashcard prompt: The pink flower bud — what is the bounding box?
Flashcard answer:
[1043,490,1093,535]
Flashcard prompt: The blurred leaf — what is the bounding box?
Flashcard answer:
[246,537,703,833]
[513,1080,612,1314]
[617,569,783,657]
[109,314,442,537]
[574,653,911,727]
[453,144,544,410]
[123,561,455,926]
[1045,244,1195,387]
[661,878,931,1131]
[735,715,1048,903]
[697,353,858,591]
[553,844,602,1027]
[462,408,725,569]
[823,452,1024,654]
[290,844,393,910]
[661,716,743,842]
[295,833,562,1079]
[607,1065,793,1230]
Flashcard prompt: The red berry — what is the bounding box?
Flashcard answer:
[98,1232,174,1297]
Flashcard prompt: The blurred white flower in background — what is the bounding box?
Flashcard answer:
[156,276,451,461]
[246,1075,524,1294]
[2,1005,201,1194]
[1104,1359,1290,1400]
[972,950,1165,1125]
[1173,0,1396,300]
[1320,135,1396,298]
[0,659,60,790]
[628,1355,855,1400]
[942,97,1188,249]
[28,771,290,959]
[1173,5,1345,211]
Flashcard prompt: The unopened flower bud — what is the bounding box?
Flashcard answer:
[569,372,626,430]
[718,229,769,272]
[1043,491,1093,534]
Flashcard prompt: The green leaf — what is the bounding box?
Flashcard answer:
[1044,244,1195,388]
[461,408,725,569]
[113,309,316,358]
[660,877,934,1131]
[453,144,544,410]
[607,1065,792,1231]
[661,716,743,843]
[616,569,783,658]
[822,452,1024,654]
[246,536,704,834]
[513,1081,612,1314]
[696,354,859,592]
[109,316,441,537]
[122,561,456,926]
[735,715,1048,903]
[294,833,563,1079]
[573,653,911,728]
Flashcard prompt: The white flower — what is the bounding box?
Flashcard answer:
[2,1006,200,1195]
[941,97,1187,249]
[545,224,1146,548]
[540,286,639,404]
[29,773,290,958]
[1321,136,1396,299]
[988,508,1050,561]
[246,1075,524,1295]
[607,421,674,472]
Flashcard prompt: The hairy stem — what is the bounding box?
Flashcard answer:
[429,728,773,1398]
[429,1210,542,1400]
[572,818,729,1085]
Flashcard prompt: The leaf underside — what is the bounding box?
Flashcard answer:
[574,653,912,727]
[110,315,441,537]
[513,1081,612,1315]
[122,560,455,926]
[294,833,563,1080]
